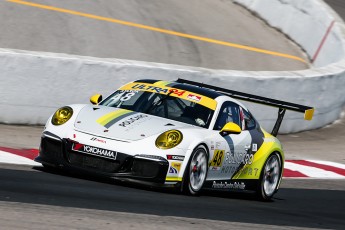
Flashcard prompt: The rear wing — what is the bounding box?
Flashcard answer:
[175,78,314,136]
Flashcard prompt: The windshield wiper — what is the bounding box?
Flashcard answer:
[145,91,174,114]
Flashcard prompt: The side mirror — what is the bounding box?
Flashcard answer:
[219,122,241,137]
[90,94,102,105]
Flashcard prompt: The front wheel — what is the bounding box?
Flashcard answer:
[182,145,208,195]
[257,152,282,201]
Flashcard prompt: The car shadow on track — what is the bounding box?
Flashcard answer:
[32,165,262,201]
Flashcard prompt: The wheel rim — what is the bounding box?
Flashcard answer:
[263,154,281,197]
[189,148,207,192]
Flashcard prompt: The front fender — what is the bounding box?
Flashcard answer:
[44,104,88,138]
[174,129,217,182]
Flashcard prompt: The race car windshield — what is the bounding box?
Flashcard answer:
[100,90,214,128]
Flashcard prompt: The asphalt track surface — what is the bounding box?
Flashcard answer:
[0,114,344,230]
[1,0,345,229]
[0,0,307,70]
[0,162,344,230]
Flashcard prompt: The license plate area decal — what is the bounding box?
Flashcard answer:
[71,143,117,160]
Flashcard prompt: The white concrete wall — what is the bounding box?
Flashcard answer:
[1,0,345,134]
[1,48,345,133]
[233,0,345,67]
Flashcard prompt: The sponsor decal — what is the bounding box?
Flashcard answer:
[225,152,254,165]
[212,181,246,190]
[132,83,169,94]
[131,83,186,97]
[221,165,237,174]
[210,141,214,150]
[168,88,186,96]
[209,150,225,167]
[172,162,181,171]
[90,137,106,144]
[119,82,217,110]
[169,162,181,174]
[72,143,117,160]
[118,90,139,93]
[118,114,148,127]
[210,166,221,171]
[169,166,178,174]
[187,94,201,102]
[252,143,257,152]
[167,155,185,161]
[241,167,259,176]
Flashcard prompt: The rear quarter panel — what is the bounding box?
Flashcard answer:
[232,129,284,180]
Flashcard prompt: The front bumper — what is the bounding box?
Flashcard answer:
[36,131,170,184]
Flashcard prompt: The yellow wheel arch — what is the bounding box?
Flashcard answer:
[232,130,284,180]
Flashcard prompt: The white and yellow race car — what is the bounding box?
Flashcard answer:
[36,79,314,200]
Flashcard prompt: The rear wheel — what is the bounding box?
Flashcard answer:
[257,152,282,201]
[183,145,208,195]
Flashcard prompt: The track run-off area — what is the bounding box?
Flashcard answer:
[0,0,345,229]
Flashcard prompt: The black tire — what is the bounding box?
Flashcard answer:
[182,145,208,195]
[257,152,282,201]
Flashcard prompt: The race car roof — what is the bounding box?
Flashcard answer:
[134,79,223,99]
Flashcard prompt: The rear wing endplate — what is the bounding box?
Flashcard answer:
[175,78,314,136]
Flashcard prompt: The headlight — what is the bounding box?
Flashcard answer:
[155,130,183,149]
[51,106,73,126]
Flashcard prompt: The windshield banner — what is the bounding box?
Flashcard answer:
[120,82,217,110]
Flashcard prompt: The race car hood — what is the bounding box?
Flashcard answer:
[74,105,189,141]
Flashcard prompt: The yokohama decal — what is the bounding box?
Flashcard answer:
[72,143,117,160]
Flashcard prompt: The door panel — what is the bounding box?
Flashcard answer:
[207,101,253,181]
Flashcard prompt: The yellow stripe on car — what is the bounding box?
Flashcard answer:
[97,109,132,126]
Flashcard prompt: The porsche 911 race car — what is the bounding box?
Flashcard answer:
[36,79,314,200]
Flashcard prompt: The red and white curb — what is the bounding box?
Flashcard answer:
[284,160,345,179]
[1,147,345,179]
[0,147,41,166]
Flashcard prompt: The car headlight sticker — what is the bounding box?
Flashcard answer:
[155,130,183,149]
[51,106,73,126]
